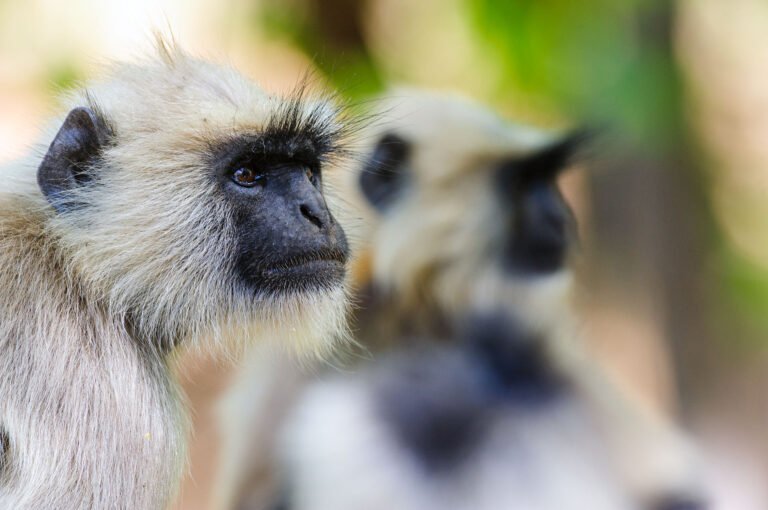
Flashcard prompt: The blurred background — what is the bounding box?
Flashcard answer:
[1,0,767,508]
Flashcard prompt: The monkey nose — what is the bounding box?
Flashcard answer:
[299,202,325,230]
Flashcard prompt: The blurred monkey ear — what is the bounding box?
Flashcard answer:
[37,106,112,212]
[510,128,593,188]
[359,133,411,212]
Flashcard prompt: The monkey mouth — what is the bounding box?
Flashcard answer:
[262,248,347,273]
[237,248,348,295]
[263,258,345,276]
[258,249,347,290]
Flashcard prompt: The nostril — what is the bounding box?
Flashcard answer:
[300,204,324,229]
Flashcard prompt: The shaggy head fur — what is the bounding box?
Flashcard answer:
[19,43,355,357]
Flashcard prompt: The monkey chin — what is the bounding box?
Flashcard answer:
[214,272,352,362]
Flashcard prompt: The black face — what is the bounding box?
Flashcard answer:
[496,134,583,275]
[211,134,349,295]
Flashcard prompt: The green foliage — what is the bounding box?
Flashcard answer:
[721,249,768,330]
[465,0,683,149]
[259,0,384,98]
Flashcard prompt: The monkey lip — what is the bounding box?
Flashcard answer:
[238,249,347,293]
[260,250,347,280]
[263,258,344,275]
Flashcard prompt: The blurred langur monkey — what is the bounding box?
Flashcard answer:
[0,41,355,509]
[216,91,705,510]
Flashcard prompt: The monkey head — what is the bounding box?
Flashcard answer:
[345,90,585,332]
[35,45,353,354]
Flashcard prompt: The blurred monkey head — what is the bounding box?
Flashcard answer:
[343,90,586,331]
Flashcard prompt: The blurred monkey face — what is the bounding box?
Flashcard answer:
[350,91,583,315]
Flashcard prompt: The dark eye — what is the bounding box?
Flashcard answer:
[232,166,265,188]
[305,166,319,187]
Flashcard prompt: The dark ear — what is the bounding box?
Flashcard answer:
[503,129,591,189]
[359,133,411,212]
[37,106,111,212]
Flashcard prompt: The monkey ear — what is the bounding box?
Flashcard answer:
[37,106,112,212]
[512,129,591,187]
[359,133,411,212]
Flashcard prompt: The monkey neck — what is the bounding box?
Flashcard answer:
[0,197,187,509]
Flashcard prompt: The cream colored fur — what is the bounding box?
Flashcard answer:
[0,41,351,509]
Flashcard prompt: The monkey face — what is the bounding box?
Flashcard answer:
[33,53,354,352]
[494,134,583,275]
[209,134,349,295]
[348,91,582,316]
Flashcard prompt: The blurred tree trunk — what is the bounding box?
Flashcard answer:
[588,1,718,418]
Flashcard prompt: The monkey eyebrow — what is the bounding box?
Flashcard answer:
[250,131,321,159]
[209,135,320,172]
[210,122,344,168]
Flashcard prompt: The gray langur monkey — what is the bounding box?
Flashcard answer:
[217,90,706,510]
[0,40,355,510]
